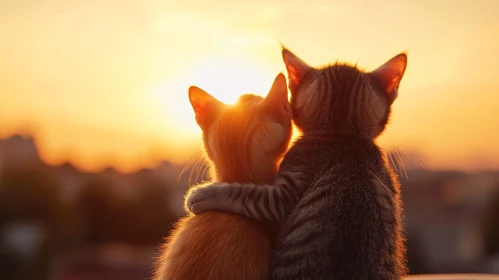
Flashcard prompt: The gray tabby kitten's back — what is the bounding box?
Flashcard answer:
[269,136,404,280]
[187,48,408,280]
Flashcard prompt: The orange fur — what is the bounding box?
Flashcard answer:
[156,213,276,280]
[153,74,292,280]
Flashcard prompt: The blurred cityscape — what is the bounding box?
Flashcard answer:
[1,134,498,279]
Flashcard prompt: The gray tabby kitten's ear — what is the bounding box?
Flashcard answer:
[188,86,224,129]
[281,47,313,91]
[372,53,407,102]
[262,73,288,109]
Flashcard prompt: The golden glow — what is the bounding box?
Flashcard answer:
[0,0,498,172]
[149,56,278,135]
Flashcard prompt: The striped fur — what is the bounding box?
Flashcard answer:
[186,48,408,279]
[153,73,292,280]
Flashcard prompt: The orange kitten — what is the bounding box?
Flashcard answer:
[153,73,292,280]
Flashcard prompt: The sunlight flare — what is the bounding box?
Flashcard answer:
[149,55,278,135]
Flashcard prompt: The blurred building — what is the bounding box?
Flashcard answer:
[0,134,41,168]
[402,170,499,273]
[50,244,155,280]
[1,134,499,278]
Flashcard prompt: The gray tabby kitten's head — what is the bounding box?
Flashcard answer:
[282,48,407,140]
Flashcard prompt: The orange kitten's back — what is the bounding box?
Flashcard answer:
[156,213,275,280]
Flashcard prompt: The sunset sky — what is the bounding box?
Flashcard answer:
[1,0,498,172]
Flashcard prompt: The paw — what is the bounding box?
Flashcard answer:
[185,184,221,215]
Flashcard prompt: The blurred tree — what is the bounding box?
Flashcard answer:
[0,166,65,280]
[75,170,177,245]
[481,187,499,257]
[119,169,177,245]
[0,166,63,225]
[75,174,119,243]
[0,243,23,280]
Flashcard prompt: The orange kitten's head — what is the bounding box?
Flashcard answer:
[188,73,292,183]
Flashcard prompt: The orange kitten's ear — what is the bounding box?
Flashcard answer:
[372,53,407,102]
[188,86,224,129]
[263,73,288,108]
[282,47,313,90]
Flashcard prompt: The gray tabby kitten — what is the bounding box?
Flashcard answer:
[186,47,408,280]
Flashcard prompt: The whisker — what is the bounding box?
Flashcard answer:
[198,163,210,183]
[177,152,202,183]
[388,148,429,180]
[387,148,410,180]
[192,158,204,184]
[393,149,409,180]
[408,150,427,169]
[189,156,207,185]
[188,157,201,185]
[387,150,400,173]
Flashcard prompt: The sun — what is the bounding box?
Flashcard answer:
[184,56,279,104]
[149,55,279,135]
